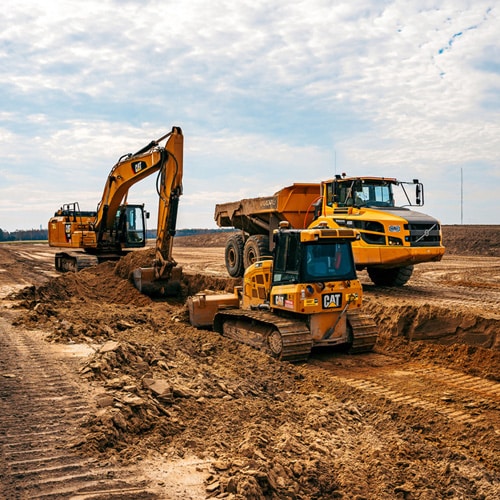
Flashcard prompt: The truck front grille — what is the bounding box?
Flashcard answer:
[405,222,442,247]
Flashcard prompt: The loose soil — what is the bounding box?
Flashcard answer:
[0,225,499,499]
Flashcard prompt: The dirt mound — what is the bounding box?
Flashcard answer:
[115,247,156,280]
[13,261,153,308]
[115,247,240,296]
[442,225,500,256]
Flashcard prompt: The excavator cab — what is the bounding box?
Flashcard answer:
[115,204,147,247]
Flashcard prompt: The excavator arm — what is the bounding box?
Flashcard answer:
[120,127,184,296]
[151,128,183,280]
[48,126,184,288]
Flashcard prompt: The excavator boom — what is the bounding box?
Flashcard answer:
[132,128,184,296]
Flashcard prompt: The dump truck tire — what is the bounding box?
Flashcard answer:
[367,265,414,286]
[225,233,245,277]
[243,235,270,269]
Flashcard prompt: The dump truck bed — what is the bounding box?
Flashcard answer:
[214,183,321,234]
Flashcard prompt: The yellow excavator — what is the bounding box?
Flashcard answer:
[48,126,184,295]
[188,222,378,362]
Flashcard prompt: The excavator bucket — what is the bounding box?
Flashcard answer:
[132,266,183,297]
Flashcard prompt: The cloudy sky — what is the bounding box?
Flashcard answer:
[1,0,498,232]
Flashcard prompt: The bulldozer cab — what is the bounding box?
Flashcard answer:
[303,242,355,281]
[272,230,357,285]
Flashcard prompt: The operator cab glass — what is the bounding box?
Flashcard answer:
[302,241,356,282]
[116,205,146,247]
[272,231,356,284]
[330,179,395,208]
[272,231,301,284]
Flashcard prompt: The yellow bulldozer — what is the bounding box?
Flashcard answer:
[188,222,378,362]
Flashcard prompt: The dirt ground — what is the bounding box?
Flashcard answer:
[0,225,499,499]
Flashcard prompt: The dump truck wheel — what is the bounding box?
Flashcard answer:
[367,265,414,286]
[243,235,270,269]
[225,233,245,277]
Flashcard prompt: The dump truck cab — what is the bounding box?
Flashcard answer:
[322,175,422,210]
[311,175,445,286]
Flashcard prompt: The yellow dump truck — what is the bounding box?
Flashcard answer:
[215,175,445,286]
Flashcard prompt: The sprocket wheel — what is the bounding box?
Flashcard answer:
[267,329,283,358]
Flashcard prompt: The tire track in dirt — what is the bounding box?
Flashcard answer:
[0,318,160,499]
[361,256,500,308]
[309,357,500,431]
[363,281,500,312]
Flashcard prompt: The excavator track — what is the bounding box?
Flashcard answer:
[214,309,313,362]
[55,252,99,272]
[346,309,379,353]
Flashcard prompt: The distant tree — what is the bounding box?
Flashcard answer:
[0,228,15,242]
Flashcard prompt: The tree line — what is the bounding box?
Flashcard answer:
[0,228,48,242]
[0,227,232,242]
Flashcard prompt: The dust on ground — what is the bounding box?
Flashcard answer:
[1,225,499,499]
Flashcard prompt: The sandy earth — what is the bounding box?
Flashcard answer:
[0,225,499,499]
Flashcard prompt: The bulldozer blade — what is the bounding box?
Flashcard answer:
[132,267,181,297]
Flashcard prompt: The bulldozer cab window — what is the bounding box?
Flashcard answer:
[272,232,301,284]
[303,241,356,282]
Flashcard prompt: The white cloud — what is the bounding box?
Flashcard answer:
[0,0,498,231]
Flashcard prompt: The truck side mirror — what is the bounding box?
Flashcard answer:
[415,184,422,205]
[313,199,322,220]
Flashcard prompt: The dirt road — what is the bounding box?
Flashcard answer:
[0,229,499,499]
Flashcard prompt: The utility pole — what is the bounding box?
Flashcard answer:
[460,167,463,225]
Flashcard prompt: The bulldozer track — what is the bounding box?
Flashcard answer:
[332,376,494,426]
[0,320,160,499]
[346,310,378,353]
[215,309,313,362]
[410,364,500,401]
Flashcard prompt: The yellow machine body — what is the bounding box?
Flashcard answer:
[188,225,377,361]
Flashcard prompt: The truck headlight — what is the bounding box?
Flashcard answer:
[388,236,403,245]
